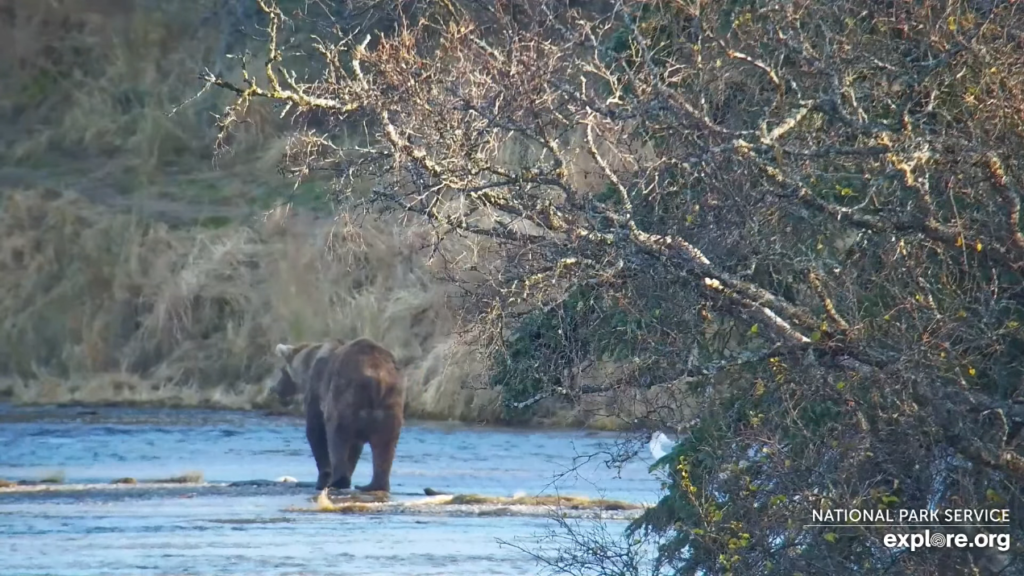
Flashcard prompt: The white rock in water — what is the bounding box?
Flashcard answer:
[276,476,298,483]
[649,431,676,460]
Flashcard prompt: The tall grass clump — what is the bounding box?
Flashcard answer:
[0,187,499,420]
[0,0,641,427]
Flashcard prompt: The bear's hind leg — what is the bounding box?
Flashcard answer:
[306,409,331,491]
[347,442,364,479]
[356,425,400,493]
[325,422,355,490]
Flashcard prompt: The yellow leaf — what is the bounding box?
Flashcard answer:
[750,324,759,335]
[976,241,983,252]
[956,236,964,247]
[947,17,957,30]
[968,366,976,376]
[824,532,838,543]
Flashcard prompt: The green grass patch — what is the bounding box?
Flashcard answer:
[39,471,66,484]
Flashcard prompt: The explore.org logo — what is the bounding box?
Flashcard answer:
[881,530,1010,552]
[806,508,1012,553]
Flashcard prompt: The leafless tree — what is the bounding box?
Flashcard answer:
[197,0,1024,573]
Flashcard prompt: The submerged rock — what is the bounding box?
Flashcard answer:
[155,472,203,484]
[228,479,316,488]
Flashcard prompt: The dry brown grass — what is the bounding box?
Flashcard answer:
[0,186,505,421]
[0,0,669,429]
[0,0,499,419]
[0,181,673,427]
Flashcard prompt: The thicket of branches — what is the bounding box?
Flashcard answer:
[198,0,1024,573]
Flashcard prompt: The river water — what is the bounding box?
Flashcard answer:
[0,404,665,575]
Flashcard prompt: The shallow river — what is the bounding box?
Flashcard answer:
[0,404,664,575]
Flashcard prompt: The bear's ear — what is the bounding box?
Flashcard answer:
[275,343,296,362]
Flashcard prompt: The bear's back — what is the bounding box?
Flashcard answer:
[320,338,403,412]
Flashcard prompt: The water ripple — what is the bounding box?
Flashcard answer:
[0,404,663,575]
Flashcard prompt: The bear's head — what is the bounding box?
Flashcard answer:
[272,339,346,401]
[271,365,299,406]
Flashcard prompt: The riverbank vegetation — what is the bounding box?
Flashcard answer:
[0,0,498,423]
[0,0,669,429]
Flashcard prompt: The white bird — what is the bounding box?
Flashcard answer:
[649,431,676,460]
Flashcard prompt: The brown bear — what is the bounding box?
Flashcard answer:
[274,337,404,492]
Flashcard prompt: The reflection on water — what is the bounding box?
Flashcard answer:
[0,404,663,575]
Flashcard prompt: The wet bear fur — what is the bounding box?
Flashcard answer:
[274,337,404,492]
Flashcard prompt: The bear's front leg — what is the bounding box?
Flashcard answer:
[305,405,332,491]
